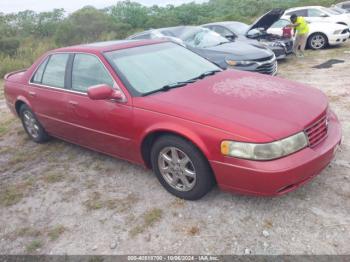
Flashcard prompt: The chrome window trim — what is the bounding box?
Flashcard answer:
[28,51,127,100]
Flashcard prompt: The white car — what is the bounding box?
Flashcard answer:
[267,19,350,49]
[334,1,350,12]
[283,6,350,27]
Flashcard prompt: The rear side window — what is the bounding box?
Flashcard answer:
[71,54,114,92]
[287,9,307,17]
[32,57,49,83]
[308,9,325,17]
[41,54,70,88]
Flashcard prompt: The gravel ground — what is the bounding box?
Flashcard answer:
[0,43,349,255]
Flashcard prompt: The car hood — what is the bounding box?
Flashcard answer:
[199,41,274,60]
[248,8,285,32]
[133,70,328,143]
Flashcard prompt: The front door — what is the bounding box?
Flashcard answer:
[64,53,135,160]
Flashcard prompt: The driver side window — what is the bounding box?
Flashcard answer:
[308,9,327,17]
[72,54,114,93]
[210,26,232,37]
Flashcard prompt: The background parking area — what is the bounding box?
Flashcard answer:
[0,43,349,255]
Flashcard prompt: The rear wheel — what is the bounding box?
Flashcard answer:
[308,33,328,50]
[151,135,215,200]
[19,104,50,143]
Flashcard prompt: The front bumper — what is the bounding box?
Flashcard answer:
[210,111,342,196]
[328,32,350,45]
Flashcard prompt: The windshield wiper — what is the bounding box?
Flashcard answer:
[142,80,195,96]
[189,69,221,81]
[142,70,221,96]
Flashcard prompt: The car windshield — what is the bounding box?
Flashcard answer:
[184,28,230,48]
[105,42,220,96]
[225,22,250,35]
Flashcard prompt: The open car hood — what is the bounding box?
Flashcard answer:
[247,9,285,33]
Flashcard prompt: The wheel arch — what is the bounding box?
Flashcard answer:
[140,126,211,169]
[15,96,32,116]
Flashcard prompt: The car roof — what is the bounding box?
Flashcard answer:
[287,6,323,11]
[52,39,168,54]
[127,30,154,39]
[202,21,246,27]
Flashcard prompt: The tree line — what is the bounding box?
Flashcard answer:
[0,0,340,77]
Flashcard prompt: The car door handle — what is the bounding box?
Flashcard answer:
[68,101,78,107]
[28,91,36,97]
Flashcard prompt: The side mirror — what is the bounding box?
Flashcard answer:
[225,34,235,40]
[87,84,125,101]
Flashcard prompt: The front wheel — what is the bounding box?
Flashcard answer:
[151,135,215,200]
[308,33,328,50]
[19,104,50,143]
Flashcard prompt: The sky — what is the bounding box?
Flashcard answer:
[0,0,208,14]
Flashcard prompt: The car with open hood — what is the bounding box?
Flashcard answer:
[202,9,294,60]
[127,26,277,75]
[267,18,349,49]
[4,40,342,200]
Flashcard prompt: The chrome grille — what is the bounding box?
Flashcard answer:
[256,60,278,75]
[305,112,328,147]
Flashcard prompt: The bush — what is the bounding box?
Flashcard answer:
[0,38,20,56]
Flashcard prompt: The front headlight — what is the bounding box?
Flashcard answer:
[225,59,255,67]
[334,30,342,34]
[221,132,308,160]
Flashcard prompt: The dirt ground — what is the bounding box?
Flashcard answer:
[0,43,350,255]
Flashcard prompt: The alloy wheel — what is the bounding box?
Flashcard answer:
[23,110,40,139]
[311,35,326,49]
[157,146,196,192]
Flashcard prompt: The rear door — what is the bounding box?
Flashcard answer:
[29,53,79,141]
[306,8,331,23]
[63,53,134,160]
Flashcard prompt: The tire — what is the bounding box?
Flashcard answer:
[19,104,50,143]
[307,33,328,50]
[151,135,215,200]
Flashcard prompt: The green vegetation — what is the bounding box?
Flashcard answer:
[42,171,65,184]
[16,227,42,238]
[0,185,24,206]
[129,208,163,237]
[0,0,340,77]
[25,239,42,253]
[48,225,66,241]
[84,191,139,212]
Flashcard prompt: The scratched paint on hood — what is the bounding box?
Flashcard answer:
[211,76,292,99]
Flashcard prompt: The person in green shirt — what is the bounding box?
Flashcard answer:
[289,14,310,58]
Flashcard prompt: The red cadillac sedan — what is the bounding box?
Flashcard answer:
[4,40,342,200]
